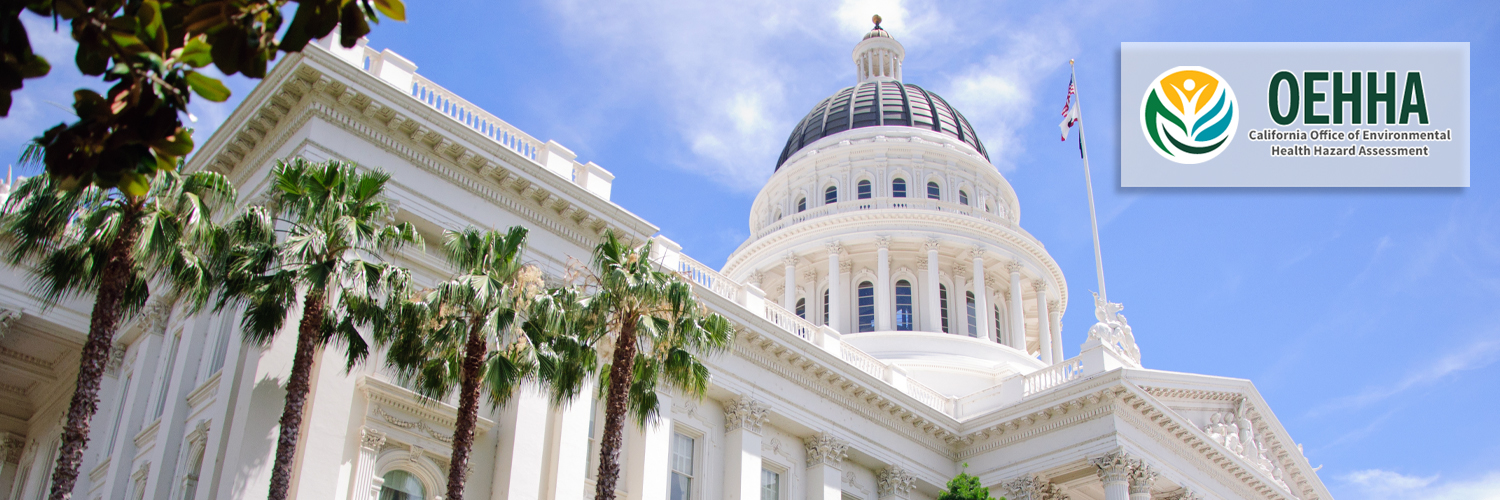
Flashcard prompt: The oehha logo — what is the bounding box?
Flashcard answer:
[1139,66,1239,164]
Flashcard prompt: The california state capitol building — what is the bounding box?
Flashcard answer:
[0,20,1334,500]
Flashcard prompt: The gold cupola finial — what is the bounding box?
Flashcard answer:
[872,14,882,28]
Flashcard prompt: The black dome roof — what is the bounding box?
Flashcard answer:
[776,81,990,170]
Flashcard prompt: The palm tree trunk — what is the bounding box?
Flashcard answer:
[446,321,488,500]
[46,207,142,500]
[593,319,638,500]
[267,291,325,500]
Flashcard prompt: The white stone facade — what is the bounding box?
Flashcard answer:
[0,29,1332,500]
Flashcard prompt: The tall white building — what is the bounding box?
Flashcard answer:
[0,22,1332,500]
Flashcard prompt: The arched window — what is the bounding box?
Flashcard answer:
[795,297,806,319]
[895,280,913,331]
[379,470,426,500]
[824,186,838,204]
[965,291,978,338]
[796,197,806,213]
[927,181,941,200]
[994,305,1003,344]
[959,190,970,205]
[939,285,950,333]
[857,281,875,332]
[822,289,830,326]
[892,178,907,198]
[857,180,872,199]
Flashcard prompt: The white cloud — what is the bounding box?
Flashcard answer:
[1340,469,1500,500]
[1309,337,1500,418]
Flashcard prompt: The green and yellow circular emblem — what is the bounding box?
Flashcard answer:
[1139,66,1238,164]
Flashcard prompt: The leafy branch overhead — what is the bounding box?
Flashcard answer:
[2,0,406,193]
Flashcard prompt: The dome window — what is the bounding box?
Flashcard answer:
[927,181,941,200]
[959,190,970,205]
[895,280,913,331]
[857,281,875,332]
[825,186,838,205]
[892,178,907,198]
[939,284,950,333]
[966,291,978,338]
[822,289,830,326]
[857,179,872,199]
[796,197,806,213]
[796,297,806,319]
[995,305,1004,344]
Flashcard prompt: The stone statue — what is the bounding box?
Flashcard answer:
[1086,292,1142,366]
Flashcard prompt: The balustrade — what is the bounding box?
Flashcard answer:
[1022,355,1085,397]
[755,198,1017,239]
[408,75,543,161]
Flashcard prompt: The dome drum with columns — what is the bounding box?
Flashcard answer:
[726,19,1066,397]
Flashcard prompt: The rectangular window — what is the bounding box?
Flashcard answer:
[966,292,978,338]
[796,298,806,319]
[939,285,950,333]
[761,469,781,500]
[995,306,1004,344]
[895,281,913,331]
[669,432,695,500]
[822,289,829,326]
[857,180,872,199]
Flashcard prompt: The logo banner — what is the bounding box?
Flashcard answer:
[1121,42,1469,187]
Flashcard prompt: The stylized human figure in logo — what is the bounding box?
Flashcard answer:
[1140,66,1239,164]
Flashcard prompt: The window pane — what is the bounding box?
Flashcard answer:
[670,432,694,500]
[892,179,907,198]
[762,469,781,500]
[822,289,829,326]
[995,305,1003,344]
[895,281,913,331]
[939,285,949,333]
[797,198,806,212]
[966,291,978,338]
[857,282,875,332]
[959,190,970,205]
[379,470,425,500]
[796,298,806,319]
[857,180,872,199]
[927,181,941,200]
[825,186,837,204]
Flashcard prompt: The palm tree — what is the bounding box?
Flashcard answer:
[584,230,734,500]
[0,161,234,500]
[377,226,550,500]
[217,157,420,500]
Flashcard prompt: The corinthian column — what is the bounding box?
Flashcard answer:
[1093,451,1133,500]
[1128,460,1159,500]
[827,242,843,333]
[1035,280,1053,364]
[1007,260,1026,351]
[925,239,942,332]
[805,433,849,500]
[1049,300,1064,362]
[784,253,798,310]
[877,464,915,500]
[723,398,771,500]
[876,237,892,331]
[355,427,386,500]
[971,246,989,340]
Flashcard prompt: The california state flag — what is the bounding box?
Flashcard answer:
[1060,76,1079,141]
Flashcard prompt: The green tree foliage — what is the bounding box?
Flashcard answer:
[216,157,419,500]
[938,466,1000,500]
[0,162,235,500]
[3,0,405,191]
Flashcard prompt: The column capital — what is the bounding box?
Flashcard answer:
[840,260,853,273]
[826,241,843,255]
[1,432,24,463]
[803,270,818,282]
[803,433,849,468]
[1000,474,1068,500]
[784,252,800,267]
[1092,450,1134,484]
[722,397,770,434]
[750,271,765,287]
[1007,259,1024,274]
[917,258,929,270]
[105,342,127,376]
[1033,279,1048,292]
[360,427,387,451]
[876,464,915,499]
[875,235,892,249]
[1162,488,1204,500]
[1048,300,1060,313]
[969,245,987,260]
[1128,460,1159,496]
[953,263,968,276]
[924,237,942,252]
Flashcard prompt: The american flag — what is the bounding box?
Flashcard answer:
[1059,76,1079,141]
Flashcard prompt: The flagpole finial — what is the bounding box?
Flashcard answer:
[1069,59,1075,65]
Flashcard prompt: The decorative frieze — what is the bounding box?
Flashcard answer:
[722,397,770,434]
[803,433,849,468]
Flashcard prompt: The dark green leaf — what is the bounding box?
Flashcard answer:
[177,37,213,68]
[185,71,230,102]
[76,44,107,75]
[373,0,405,21]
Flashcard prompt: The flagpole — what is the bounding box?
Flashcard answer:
[1071,59,1108,305]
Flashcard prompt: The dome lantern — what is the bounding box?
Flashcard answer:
[855,14,904,83]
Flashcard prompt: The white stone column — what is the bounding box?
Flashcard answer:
[1049,300,1064,362]
[827,242,844,333]
[876,237,892,331]
[1035,280,1053,364]
[1007,260,1026,351]
[552,396,593,500]
[877,464,915,500]
[970,247,989,340]
[723,398,770,500]
[784,253,798,310]
[1129,460,1159,500]
[353,427,385,500]
[625,392,673,500]
[1093,451,1134,500]
[925,239,942,332]
[804,433,848,500]
[493,389,549,500]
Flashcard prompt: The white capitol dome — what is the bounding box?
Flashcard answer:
[722,19,1068,398]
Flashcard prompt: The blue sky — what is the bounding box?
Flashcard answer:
[5,0,1498,497]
